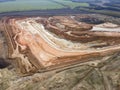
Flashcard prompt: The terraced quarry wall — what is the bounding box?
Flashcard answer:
[0,16,120,74]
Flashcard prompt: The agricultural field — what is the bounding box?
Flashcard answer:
[0,0,119,17]
[0,0,64,13]
[0,0,89,13]
[52,0,89,8]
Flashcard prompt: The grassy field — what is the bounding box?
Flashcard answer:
[0,0,89,13]
[52,0,89,8]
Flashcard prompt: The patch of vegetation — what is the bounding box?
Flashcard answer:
[0,0,64,13]
[0,0,89,13]
[53,0,89,8]
[79,7,120,17]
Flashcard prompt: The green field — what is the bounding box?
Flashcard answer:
[52,0,89,8]
[0,0,89,13]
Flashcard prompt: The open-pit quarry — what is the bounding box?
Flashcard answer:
[0,16,120,74]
